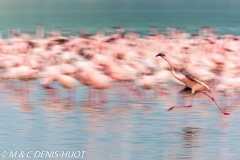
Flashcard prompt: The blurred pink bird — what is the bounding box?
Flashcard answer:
[156,53,229,115]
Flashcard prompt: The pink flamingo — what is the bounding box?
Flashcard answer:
[156,53,229,115]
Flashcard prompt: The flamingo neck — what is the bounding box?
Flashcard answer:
[162,57,185,83]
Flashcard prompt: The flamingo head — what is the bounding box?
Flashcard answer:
[156,53,166,57]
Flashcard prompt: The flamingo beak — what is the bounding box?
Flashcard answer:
[156,53,166,57]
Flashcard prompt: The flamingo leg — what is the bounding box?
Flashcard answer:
[41,84,59,103]
[72,88,76,103]
[49,83,57,96]
[134,85,143,99]
[88,87,93,102]
[120,83,127,101]
[20,81,24,94]
[67,89,69,101]
[125,83,142,99]
[67,89,71,102]
[155,85,169,96]
[125,83,132,101]
[168,94,194,111]
[98,89,106,105]
[202,92,230,115]
[25,81,29,105]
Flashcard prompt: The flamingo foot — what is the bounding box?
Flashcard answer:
[168,106,174,111]
[167,105,192,111]
[223,112,230,115]
[202,92,230,116]
[158,91,169,95]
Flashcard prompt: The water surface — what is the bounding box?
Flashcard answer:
[0,81,239,160]
[1,0,240,38]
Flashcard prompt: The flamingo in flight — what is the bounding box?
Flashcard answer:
[155,53,229,115]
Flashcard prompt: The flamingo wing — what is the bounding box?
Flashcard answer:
[184,74,211,93]
[180,69,211,92]
[185,75,198,82]
[181,69,204,84]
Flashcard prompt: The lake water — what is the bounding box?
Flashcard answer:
[1,1,240,159]
[0,80,239,160]
[1,0,240,38]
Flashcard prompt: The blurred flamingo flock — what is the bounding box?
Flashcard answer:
[0,26,239,110]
